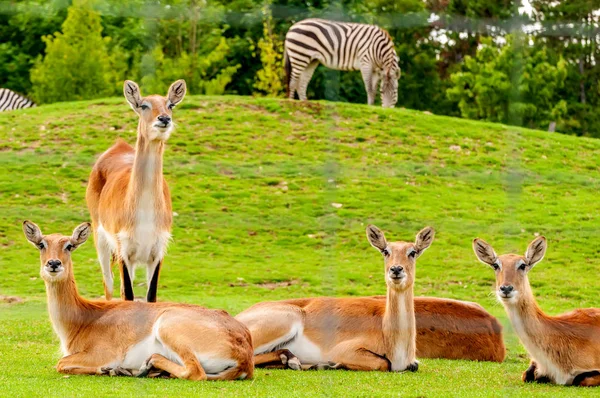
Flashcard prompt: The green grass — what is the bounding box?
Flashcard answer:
[1,96,599,397]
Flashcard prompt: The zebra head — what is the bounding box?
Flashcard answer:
[380,56,400,108]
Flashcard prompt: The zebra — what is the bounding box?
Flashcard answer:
[284,18,400,108]
[0,88,36,112]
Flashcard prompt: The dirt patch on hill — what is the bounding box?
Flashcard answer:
[0,295,23,304]
[229,279,304,290]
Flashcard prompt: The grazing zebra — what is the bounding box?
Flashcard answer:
[284,18,400,108]
[0,88,36,112]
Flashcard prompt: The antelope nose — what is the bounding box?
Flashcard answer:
[157,115,171,125]
[390,266,404,275]
[500,285,514,294]
[47,259,62,270]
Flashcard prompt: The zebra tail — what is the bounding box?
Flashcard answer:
[284,47,291,98]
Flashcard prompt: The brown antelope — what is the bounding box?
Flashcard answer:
[237,225,432,372]
[473,236,600,386]
[86,80,186,302]
[22,220,253,380]
[237,226,505,371]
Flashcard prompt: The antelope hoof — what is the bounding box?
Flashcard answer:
[148,370,171,379]
[535,375,552,384]
[405,362,419,372]
[137,356,156,378]
[286,356,302,371]
[101,366,133,377]
[308,362,342,371]
[522,363,537,383]
[278,350,302,370]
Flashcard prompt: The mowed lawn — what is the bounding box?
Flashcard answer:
[1,96,599,397]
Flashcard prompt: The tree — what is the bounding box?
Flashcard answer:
[529,0,600,136]
[447,36,568,131]
[0,0,65,95]
[253,2,285,97]
[30,0,124,103]
[140,38,240,95]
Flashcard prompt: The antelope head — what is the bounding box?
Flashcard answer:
[123,80,187,142]
[367,225,434,291]
[473,236,547,305]
[23,220,91,283]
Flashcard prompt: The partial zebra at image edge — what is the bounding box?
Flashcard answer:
[0,88,36,112]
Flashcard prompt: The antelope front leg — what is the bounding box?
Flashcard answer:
[325,344,391,372]
[572,370,600,386]
[56,353,110,376]
[254,350,301,370]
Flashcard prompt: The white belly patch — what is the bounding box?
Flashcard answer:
[121,334,181,370]
[283,331,323,364]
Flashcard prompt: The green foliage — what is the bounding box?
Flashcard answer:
[253,2,285,97]
[2,0,599,136]
[140,38,240,95]
[529,0,600,136]
[2,96,600,396]
[0,0,65,95]
[447,36,568,131]
[30,0,125,103]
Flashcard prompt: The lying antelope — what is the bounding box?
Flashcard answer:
[23,220,253,381]
[237,226,432,372]
[473,236,600,386]
[86,80,186,302]
[237,226,504,370]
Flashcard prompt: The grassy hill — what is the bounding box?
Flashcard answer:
[1,96,599,397]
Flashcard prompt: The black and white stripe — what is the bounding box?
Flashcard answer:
[284,18,400,107]
[0,88,36,112]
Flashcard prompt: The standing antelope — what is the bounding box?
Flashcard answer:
[284,19,400,107]
[237,226,504,370]
[22,220,253,380]
[473,236,600,386]
[236,226,432,372]
[86,80,186,302]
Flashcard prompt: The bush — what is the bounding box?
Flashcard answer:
[30,0,125,104]
[447,36,568,131]
[140,37,240,96]
[253,2,285,97]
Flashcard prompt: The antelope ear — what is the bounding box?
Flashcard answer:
[366,225,387,252]
[124,80,142,111]
[167,79,186,106]
[525,236,546,267]
[23,220,43,246]
[473,238,498,267]
[415,226,434,254]
[70,222,91,250]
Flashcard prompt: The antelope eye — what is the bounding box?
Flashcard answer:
[492,264,500,271]
[382,249,389,256]
[168,103,175,110]
[140,104,149,110]
[37,242,45,250]
[408,250,416,258]
[518,263,527,271]
[65,243,73,251]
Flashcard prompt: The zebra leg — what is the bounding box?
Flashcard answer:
[298,61,319,101]
[360,65,376,105]
[289,74,300,99]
